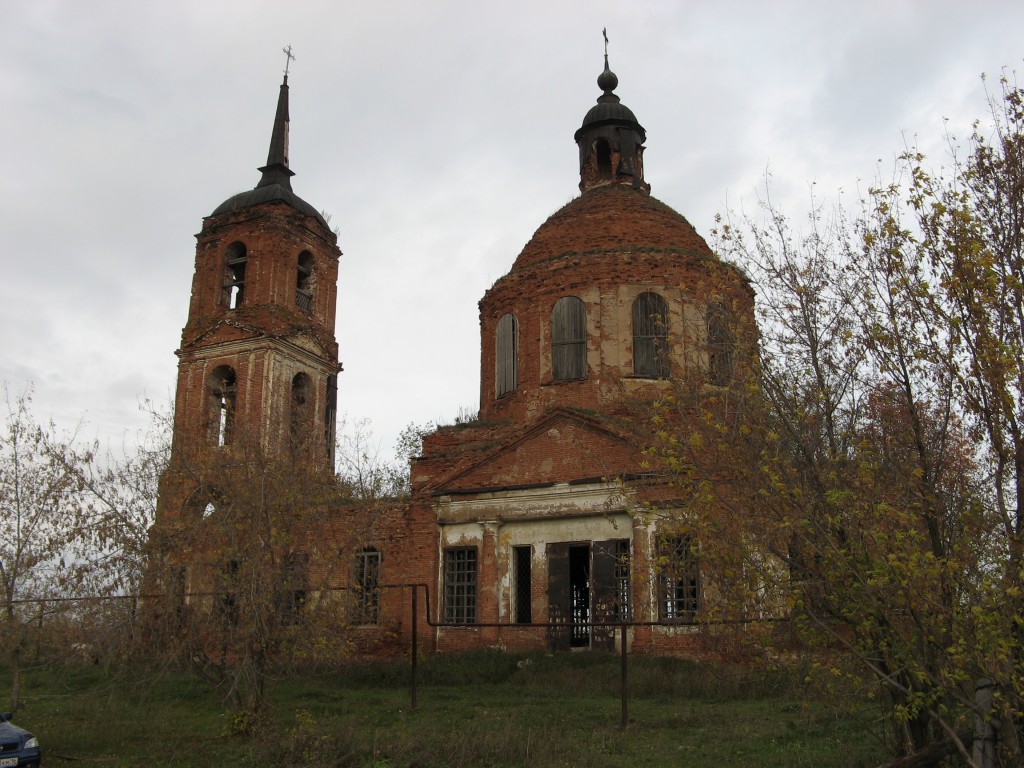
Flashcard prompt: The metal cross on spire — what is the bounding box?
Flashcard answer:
[282,44,296,77]
[603,27,609,57]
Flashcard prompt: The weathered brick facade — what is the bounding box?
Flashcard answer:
[149,56,762,662]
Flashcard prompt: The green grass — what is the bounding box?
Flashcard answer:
[5,652,889,767]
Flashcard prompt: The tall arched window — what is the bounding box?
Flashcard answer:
[290,372,313,442]
[707,303,735,386]
[223,242,247,309]
[208,365,237,446]
[495,313,518,397]
[296,251,314,313]
[632,292,669,377]
[325,374,337,466]
[552,296,587,381]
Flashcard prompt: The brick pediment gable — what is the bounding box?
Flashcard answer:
[437,410,642,494]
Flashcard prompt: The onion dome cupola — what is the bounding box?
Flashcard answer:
[574,48,650,194]
[209,73,328,229]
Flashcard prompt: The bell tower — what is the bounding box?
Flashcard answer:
[157,68,341,525]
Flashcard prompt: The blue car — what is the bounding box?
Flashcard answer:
[0,713,40,767]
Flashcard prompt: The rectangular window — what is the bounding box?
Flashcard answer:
[443,547,477,624]
[513,545,532,624]
[280,552,309,626]
[352,548,381,625]
[659,535,700,622]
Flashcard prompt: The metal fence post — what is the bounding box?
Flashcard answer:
[620,622,628,730]
[411,585,418,711]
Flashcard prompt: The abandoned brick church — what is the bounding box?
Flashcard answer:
[148,51,757,659]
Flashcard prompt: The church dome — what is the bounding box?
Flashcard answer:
[577,99,641,133]
[509,184,715,273]
[210,183,327,226]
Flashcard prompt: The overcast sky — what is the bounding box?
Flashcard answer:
[2,0,1022,458]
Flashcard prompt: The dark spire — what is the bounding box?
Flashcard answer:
[256,72,295,190]
[210,50,329,229]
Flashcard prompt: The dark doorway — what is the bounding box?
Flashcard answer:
[568,545,591,647]
[547,539,630,651]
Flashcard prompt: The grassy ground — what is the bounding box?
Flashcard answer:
[6,652,889,767]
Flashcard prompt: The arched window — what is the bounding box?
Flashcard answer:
[707,303,735,385]
[290,372,313,442]
[632,292,669,377]
[325,374,337,466]
[552,296,587,381]
[495,313,518,397]
[183,487,217,522]
[296,251,314,313]
[596,139,612,180]
[208,365,236,446]
[223,242,247,309]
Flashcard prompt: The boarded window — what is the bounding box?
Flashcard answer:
[208,366,237,446]
[552,296,587,381]
[632,292,669,377]
[707,303,735,386]
[352,548,381,625]
[513,545,532,624]
[296,251,314,313]
[659,534,700,622]
[546,542,571,650]
[224,241,247,309]
[443,547,477,624]
[495,313,519,397]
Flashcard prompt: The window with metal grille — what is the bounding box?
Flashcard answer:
[552,296,587,380]
[223,241,247,309]
[614,540,631,621]
[659,535,700,622]
[208,366,236,446]
[632,292,669,377]
[513,545,532,624]
[443,547,477,624]
[296,250,314,313]
[352,548,381,625]
[495,313,518,397]
[707,302,735,386]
